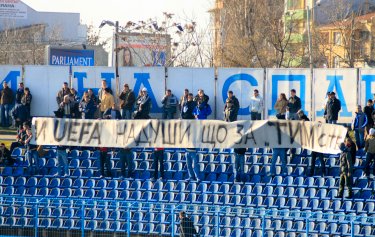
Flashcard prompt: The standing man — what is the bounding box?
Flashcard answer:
[134,88,151,119]
[179,89,189,112]
[99,88,115,119]
[194,89,209,106]
[15,82,24,104]
[25,127,39,175]
[181,93,196,119]
[249,89,263,120]
[233,148,246,182]
[336,141,353,198]
[326,92,341,124]
[186,148,200,182]
[118,148,134,178]
[224,90,240,122]
[161,89,178,119]
[99,147,112,177]
[56,82,71,106]
[287,89,301,120]
[364,99,374,134]
[119,84,135,119]
[152,148,165,180]
[21,87,32,119]
[1,81,15,127]
[98,80,113,103]
[179,211,198,237]
[57,145,69,177]
[352,105,367,149]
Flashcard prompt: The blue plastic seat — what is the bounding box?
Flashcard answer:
[48,178,60,188]
[61,178,72,188]
[84,189,95,199]
[2,167,13,176]
[72,179,84,189]
[46,158,57,168]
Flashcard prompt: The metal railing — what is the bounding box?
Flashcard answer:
[0,195,374,237]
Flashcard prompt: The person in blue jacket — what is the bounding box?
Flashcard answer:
[193,101,212,120]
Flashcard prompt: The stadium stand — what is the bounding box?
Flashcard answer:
[0,147,375,236]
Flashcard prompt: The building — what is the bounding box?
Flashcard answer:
[318,12,375,68]
[0,1,108,66]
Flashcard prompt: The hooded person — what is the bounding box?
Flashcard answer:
[336,140,353,198]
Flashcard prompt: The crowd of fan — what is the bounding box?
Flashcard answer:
[1,79,375,200]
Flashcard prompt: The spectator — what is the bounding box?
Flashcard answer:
[58,95,74,118]
[119,84,135,119]
[70,88,80,102]
[21,87,32,118]
[352,105,367,149]
[194,89,209,107]
[0,143,14,166]
[134,88,151,119]
[118,148,134,178]
[179,89,189,111]
[11,103,29,130]
[364,99,374,133]
[336,141,353,198]
[364,128,375,179]
[179,211,198,237]
[103,104,121,119]
[99,88,115,118]
[186,148,199,182]
[274,93,288,120]
[326,91,341,124]
[152,148,165,181]
[99,147,112,177]
[56,82,71,106]
[79,95,96,119]
[24,127,39,175]
[287,89,301,120]
[346,136,357,165]
[10,122,29,153]
[193,101,212,120]
[87,88,99,106]
[161,89,178,119]
[224,90,239,122]
[98,80,113,103]
[15,82,24,104]
[323,92,331,123]
[56,145,69,177]
[233,148,246,182]
[1,81,15,127]
[181,93,196,120]
[269,115,288,177]
[249,89,263,120]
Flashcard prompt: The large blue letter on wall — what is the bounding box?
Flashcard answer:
[133,73,162,113]
[268,75,306,116]
[222,73,258,116]
[316,75,352,117]
[362,75,375,104]
[0,71,20,91]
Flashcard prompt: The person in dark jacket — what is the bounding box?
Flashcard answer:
[79,95,96,119]
[179,211,198,237]
[352,105,368,149]
[194,89,209,108]
[134,88,151,119]
[118,148,134,178]
[336,141,353,198]
[0,143,14,166]
[11,103,29,130]
[56,82,71,106]
[234,148,246,182]
[119,84,135,119]
[21,87,32,118]
[152,148,165,180]
[287,89,301,120]
[224,91,240,122]
[15,82,24,104]
[181,93,196,119]
[10,122,29,153]
[161,89,178,119]
[1,81,15,127]
[326,91,341,124]
[364,99,374,135]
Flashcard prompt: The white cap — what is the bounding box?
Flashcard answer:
[370,128,375,136]
[142,88,148,92]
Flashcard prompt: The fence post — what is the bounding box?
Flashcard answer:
[215,207,220,237]
[34,199,39,237]
[127,202,131,237]
[81,201,85,237]
[171,205,175,237]
[306,212,311,236]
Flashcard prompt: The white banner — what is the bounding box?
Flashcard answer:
[266,68,311,119]
[314,69,357,123]
[167,68,215,119]
[24,65,69,117]
[33,118,347,154]
[217,68,264,120]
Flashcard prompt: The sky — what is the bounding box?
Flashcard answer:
[21,0,214,34]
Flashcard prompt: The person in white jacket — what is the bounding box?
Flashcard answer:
[249,89,264,120]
